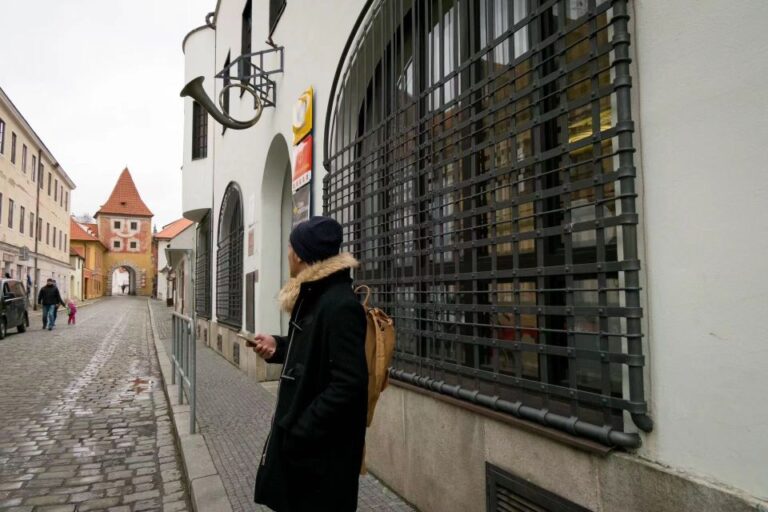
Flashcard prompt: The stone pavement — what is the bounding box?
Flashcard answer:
[149,300,414,512]
[0,297,192,512]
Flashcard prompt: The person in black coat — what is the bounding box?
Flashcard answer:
[37,278,66,330]
[250,216,367,512]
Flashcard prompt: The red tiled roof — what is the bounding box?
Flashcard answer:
[70,246,85,259]
[85,223,99,237]
[70,218,100,242]
[154,218,194,240]
[95,168,153,217]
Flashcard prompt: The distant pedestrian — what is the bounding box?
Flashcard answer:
[67,299,77,325]
[38,279,65,331]
[3,272,10,279]
[121,283,127,295]
[250,216,367,512]
[26,274,32,298]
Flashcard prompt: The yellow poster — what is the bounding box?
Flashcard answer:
[292,87,313,145]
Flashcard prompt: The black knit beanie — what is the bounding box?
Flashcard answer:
[289,216,343,264]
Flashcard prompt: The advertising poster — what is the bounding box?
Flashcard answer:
[292,185,311,227]
[292,135,312,192]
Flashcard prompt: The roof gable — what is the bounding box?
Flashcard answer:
[154,218,194,240]
[95,168,153,217]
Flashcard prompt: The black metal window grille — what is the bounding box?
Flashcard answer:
[192,101,208,160]
[216,184,244,329]
[196,213,212,318]
[324,0,649,447]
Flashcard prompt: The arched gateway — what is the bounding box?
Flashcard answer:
[105,262,144,296]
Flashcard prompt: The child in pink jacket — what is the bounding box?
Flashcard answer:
[67,299,77,325]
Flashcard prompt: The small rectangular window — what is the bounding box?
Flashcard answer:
[113,240,121,249]
[21,145,27,173]
[130,221,138,230]
[192,102,208,159]
[31,156,37,182]
[10,132,16,163]
[46,222,50,244]
[0,118,5,154]
[53,226,57,246]
[54,179,58,201]
[241,0,253,80]
[7,198,14,229]
[65,191,69,211]
[0,193,3,224]
[64,234,67,248]
[29,213,34,238]
[19,206,25,234]
[39,164,44,189]
[114,220,121,229]
[130,241,137,249]
[38,217,42,241]
[47,173,52,195]
[268,0,287,39]
[59,231,63,250]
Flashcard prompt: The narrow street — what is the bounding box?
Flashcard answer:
[0,297,191,512]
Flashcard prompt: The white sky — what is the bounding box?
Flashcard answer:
[0,0,215,229]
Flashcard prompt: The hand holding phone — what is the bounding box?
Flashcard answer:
[248,333,276,360]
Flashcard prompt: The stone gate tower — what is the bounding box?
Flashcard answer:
[95,168,155,296]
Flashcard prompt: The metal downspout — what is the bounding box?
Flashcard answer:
[612,0,653,433]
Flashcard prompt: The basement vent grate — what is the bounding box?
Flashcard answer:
[233,341,240,367]
[486,463,591,512]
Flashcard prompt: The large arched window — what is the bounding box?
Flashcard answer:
[324,0,649,447]
[216,182,244,328]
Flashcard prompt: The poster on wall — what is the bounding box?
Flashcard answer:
[292,135,313,192]
[292,185,311,227]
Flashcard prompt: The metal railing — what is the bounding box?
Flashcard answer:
[171,312,197,434]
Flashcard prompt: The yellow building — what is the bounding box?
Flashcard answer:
[0,86,75,299]
[94,168,155,296]
[69,218,106,299]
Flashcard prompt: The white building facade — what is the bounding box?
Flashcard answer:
[180,1,768,510]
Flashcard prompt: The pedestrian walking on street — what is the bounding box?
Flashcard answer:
[37,279,65,331]
[67,299,77,325]
[250,216,368,512]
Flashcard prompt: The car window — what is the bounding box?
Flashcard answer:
[12,282,25,297]
[2,283,9,297]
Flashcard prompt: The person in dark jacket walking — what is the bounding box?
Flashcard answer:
[38,278,65,331]
[250,216,368,512]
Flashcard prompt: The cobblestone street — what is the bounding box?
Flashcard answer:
[0,297,191,512]
[149,300,413,512]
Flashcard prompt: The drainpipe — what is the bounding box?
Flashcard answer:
[32,149,42,310]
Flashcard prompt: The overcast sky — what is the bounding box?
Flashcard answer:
[0,0,214,229]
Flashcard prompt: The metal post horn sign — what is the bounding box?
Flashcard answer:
[180,76,263,130]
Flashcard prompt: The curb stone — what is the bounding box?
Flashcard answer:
[147,300,233,512]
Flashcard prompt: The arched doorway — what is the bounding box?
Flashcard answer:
[216,182,244,328]
[259,134,293,336]
[107,264,138,296]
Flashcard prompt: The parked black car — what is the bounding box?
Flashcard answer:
[0,279,29,339]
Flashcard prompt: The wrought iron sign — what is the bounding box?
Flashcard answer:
[180,46,284,130]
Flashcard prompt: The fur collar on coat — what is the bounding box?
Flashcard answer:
[278,252,359,313]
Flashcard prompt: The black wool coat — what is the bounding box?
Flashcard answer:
[254,253,368,512]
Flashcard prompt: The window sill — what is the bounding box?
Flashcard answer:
[391,379,614,457]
